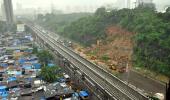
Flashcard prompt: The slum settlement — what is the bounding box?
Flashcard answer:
[0,31,89,100]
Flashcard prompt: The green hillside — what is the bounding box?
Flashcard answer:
[37,7,170,76]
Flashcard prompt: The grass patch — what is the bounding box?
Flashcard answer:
[87,48,99,56]
[101,55,111,61]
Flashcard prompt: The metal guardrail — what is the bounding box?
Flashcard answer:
[28,24,148,100]
[46,28,148,100]
[32,26,129,99]
[48,34,148,99]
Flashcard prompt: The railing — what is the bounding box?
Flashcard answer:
[28,24,148,100]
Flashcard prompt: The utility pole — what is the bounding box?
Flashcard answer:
[166,79,170,100]
[126,62,130,84]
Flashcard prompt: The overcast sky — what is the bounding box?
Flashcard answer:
[1,0,170,13]
[12,0,117,9]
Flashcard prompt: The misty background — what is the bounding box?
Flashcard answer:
[0,0,170,14]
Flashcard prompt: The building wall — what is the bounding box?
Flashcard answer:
[0,3,6,21]
[3,0,14,24]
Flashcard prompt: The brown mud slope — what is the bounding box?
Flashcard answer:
[73,26,166,95]
[83,26,135,72]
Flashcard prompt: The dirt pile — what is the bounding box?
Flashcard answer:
[74,26,135,73]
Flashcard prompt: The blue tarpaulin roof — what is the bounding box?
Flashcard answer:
[15,49,20,53]
[72,92,79,97]
[40,96,46,100]
[2,98,8,100]
[7,71,21,75]
[0,93,8,98]
[79,91,89,97]
[18,58,26,64]
[0,86,8,97]
[7,77,17,82]
[16,71,22,75]
[22,64,32,70]
[0,86,7,90]
[33,63,41,69]
[48,63,55,67]
[25,78,32,82]
[0,63,8,67]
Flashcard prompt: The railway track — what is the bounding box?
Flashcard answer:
[28,24,148,100]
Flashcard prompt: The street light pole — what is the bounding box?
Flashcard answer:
[126,62,130,84]
[166,79,170,100]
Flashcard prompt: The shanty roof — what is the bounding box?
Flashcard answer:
[44,82,74,99]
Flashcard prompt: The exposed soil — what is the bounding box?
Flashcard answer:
[74,26,134,73]
[72,25,168,96]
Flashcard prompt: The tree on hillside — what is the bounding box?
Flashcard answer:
[166,7,170,13]
[37,14,44,20]
[37,6,170,76]
[137,3,156,11]
[95,7,106,17]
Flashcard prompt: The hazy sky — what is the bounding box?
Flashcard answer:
[1,0,170,13]
[12,0,117,9]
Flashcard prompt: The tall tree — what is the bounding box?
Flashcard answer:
[37,50,53,66]
[40,66,61,83]
[166,7,170,13]
[95,7,106,17]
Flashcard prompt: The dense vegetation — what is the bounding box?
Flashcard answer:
[37,50,53,66]
[36,13,92,33]
[35,49,62,83]
[37,7,170,76]
[40,66,62,83]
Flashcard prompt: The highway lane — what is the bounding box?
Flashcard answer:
[28,24,148,100]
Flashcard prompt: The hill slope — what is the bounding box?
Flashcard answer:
[36,7,170,77]
[61,7,170,77]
